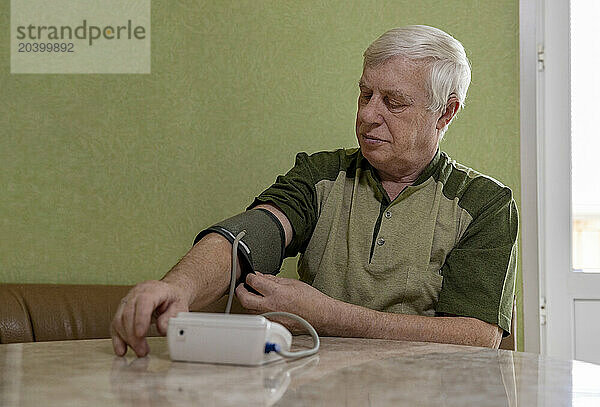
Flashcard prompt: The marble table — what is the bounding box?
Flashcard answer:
[1,336,599,406]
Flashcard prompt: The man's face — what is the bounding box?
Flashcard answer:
[355,56,441,179]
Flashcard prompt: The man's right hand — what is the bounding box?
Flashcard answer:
[111,280,189,357]
[109,205,292,358]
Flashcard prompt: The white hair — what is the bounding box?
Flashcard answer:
[363,25,471,136]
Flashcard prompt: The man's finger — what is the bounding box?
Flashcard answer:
[112,293,137,350]
[112,302,131,348]
[134,294,163,338]
[129,336,149,358]
[120,298,138,343]
[119,300,152,357]
[136,338,150,357]
[111,328,127,357]
[258,272,279,280]
[235,283,264,310]
[112,317,144,357]
[156,302,186,335]
[245,273,278,295]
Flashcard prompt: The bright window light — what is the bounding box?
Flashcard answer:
[571,0,600,273]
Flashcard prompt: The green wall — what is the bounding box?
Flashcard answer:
[1,1,522,349]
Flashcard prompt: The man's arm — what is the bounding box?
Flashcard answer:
[236,205,503,349]
[110,203,291,357]
[236,272,503,348]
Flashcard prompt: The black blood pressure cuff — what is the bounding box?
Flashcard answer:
[193,208,285,279]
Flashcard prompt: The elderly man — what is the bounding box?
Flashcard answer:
[111,25,517,357]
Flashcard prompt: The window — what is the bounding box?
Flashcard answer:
[571,0,600,272]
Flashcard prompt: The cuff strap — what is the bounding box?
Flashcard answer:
[193,208,285,279]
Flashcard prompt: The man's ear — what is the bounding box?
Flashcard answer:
[436,96,461,130]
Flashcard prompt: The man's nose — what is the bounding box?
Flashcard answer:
[358,96,384,126]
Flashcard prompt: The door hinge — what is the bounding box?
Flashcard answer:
[539,296,547,325]
[537,44,545,72]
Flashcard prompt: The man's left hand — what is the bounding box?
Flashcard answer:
[235,272,503,348]
[235,272,329,333]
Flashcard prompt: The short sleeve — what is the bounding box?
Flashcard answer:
[435,188,518,334]
[247,152,319,258]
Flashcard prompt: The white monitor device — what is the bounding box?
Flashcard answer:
[167,312,292,366]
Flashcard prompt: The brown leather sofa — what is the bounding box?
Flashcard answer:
[0,284,239,344]
[0,284,515,350]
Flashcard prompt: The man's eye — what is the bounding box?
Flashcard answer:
[387,99,407,111]
[360,92,372,100]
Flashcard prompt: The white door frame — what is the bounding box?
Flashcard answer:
[537,0,573,360]
[520,0,574,357]
[519,0,543,354]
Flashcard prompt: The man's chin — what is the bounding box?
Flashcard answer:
[359,147,385,167]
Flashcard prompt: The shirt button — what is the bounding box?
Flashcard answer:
[385,211,392,219]
[377,238,385,246]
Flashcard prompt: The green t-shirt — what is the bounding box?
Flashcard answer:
[249,148,518,334]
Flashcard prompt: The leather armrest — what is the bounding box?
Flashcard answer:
[0,283,247,344]
[0,284,155,343]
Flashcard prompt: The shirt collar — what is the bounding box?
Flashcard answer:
[412,148,442,186]
[357,148,443,203]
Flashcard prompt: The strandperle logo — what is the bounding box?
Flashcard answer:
[11,0,151,74]
[15,20,147,46]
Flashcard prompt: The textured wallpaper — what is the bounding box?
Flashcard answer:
[1,1,521,347]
